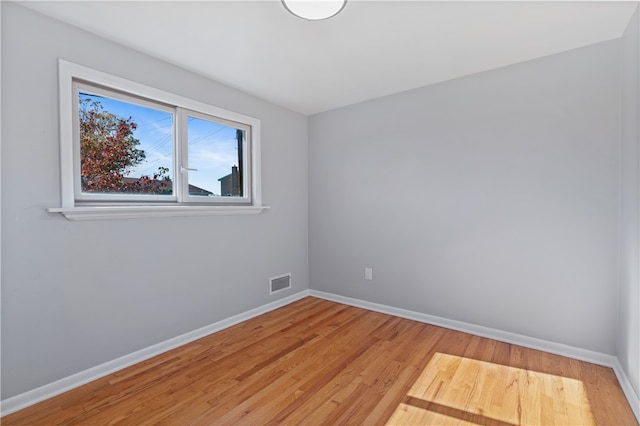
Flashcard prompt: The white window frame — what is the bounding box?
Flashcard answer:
[73,82,179,204]
[179,108,252,204]
[49,59,267,220]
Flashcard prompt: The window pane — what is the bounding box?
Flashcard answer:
[187,116,245,197]
[78,92,173,195]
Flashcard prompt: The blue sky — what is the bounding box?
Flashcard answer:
[79,92,240,196]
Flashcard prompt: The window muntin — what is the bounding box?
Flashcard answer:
[71,80,253,206]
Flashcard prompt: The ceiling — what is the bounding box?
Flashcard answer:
[19,1,640,115]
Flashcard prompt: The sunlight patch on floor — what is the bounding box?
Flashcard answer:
[387,352,595,426]
[388,402,482,425]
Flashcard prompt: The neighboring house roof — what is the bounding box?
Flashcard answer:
[187,184,213,196]
[123,177,213,196]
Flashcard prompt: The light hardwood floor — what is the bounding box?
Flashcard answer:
[3,297,637,425]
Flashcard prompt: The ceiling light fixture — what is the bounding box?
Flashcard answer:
[282,0,347,21]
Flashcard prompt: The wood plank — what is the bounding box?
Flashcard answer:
[3,297,637,426]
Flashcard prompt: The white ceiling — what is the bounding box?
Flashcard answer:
[19,1,640,115]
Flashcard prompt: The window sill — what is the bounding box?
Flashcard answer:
[47,205,270,221]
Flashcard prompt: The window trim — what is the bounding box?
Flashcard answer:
[50,59,267,220]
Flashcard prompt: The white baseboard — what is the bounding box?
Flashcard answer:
[0,290,310,416]
[612,358,640,421]
[309,290,640,423]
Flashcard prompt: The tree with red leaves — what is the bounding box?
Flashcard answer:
[79,98,170,194]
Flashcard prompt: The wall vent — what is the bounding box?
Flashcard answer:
[270,273,291,294]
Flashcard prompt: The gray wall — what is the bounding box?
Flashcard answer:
[1,2,308,399]
[620,6,640,397]
[309,40,621,354]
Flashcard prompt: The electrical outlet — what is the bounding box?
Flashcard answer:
[365,267,373,280]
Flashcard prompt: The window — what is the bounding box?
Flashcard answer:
[50,60,266,220]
